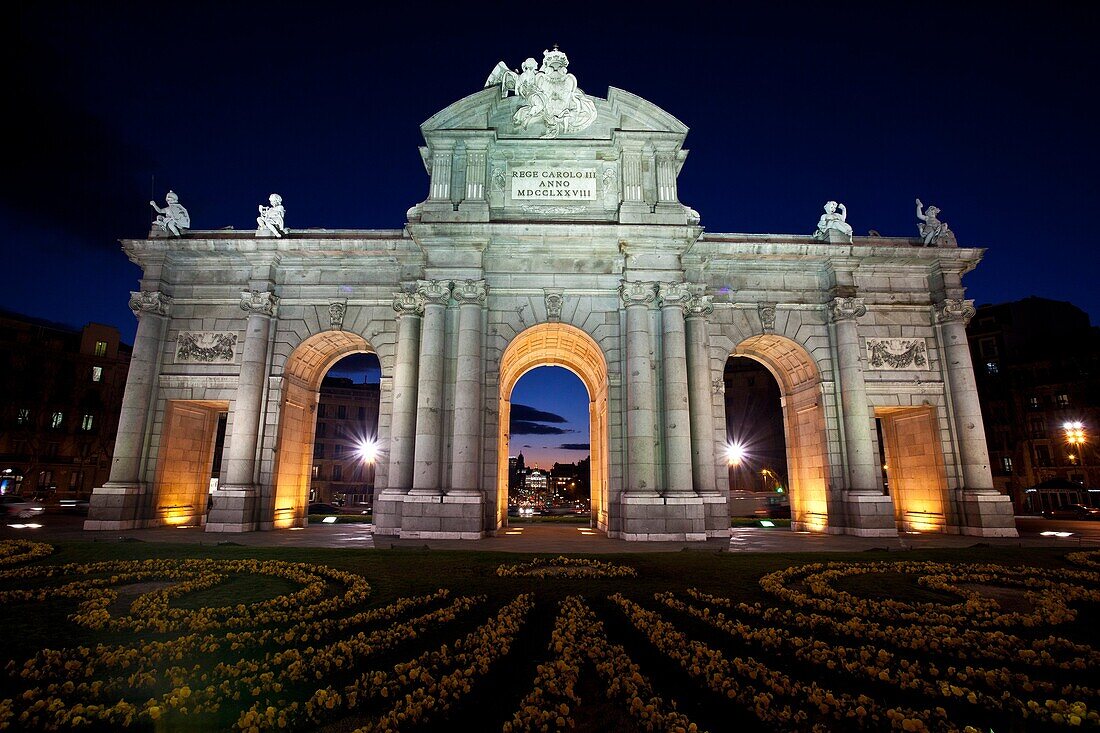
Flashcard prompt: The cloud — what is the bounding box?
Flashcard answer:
[559,443,590,451]
[510,421,574,435]
[510,404,567,423]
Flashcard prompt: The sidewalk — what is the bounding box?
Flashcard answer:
[3,519,1095,554]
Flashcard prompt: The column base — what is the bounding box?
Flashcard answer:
[957,490,1018,537]
[205,486,258,533]
[700,492,731,538]
[84,482,148,530]
[373,488,406,535]
[837,492,899,537]
[620,493,707,541]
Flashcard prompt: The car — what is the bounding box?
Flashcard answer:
[0,495,46,519]
[1042,503,1100,520]
[307,502,342,515]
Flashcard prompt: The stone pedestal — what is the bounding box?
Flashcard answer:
[701,493,730,538]
[957,491,1018,537]
[84,483,146,530]
[840,492,898,536]
[205,487,259,532]
[399,492,485,539]
[373,488,406,536]
[620,494,706,541]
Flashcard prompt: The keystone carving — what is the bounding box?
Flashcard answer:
[328,301,347,331]
[758,303,777,334]
[544,288,564,321]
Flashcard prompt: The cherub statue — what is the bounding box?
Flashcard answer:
[812,201,853,242]
[915,199,956,247]
[256,193,286,238]
[485,48,598,138]
[149,190,190,237]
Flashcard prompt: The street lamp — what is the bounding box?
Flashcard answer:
[726,442,746,466]
[1064,422,1086,465]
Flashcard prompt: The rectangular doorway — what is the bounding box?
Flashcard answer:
[875,406,949,532]
[154,400,229,526]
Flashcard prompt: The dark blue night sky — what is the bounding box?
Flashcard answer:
[3,3,1097,466]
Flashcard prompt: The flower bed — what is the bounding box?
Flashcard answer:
[496,556,637,579]
[0,545,1097,731]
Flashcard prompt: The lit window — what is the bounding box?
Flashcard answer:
[91,366,103,382]
[50,412,63,429]
[985,361,999,375]
[1001,456,1013,474]
[311,465,320,479]
[94,341,107,356]
[1056,394,1070,407]
[81,414,94,431]
[16,408,29,425]
[1028,396,1040,409]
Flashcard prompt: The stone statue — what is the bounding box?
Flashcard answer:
[915,198,957,247]
[812,201,853,243]
[485,48,597,138]
[149,191,190,237]
[256,194,286,238]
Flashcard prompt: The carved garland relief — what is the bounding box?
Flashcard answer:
[865,338,930,371]
[175,331,238,364]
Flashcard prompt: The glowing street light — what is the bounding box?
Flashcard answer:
[1064,422,1086,466]
[726,442,746,466]
[357,439,379,465]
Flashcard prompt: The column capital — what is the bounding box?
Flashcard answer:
[936,298,976,325]
[129,290,171,318]
[453,279,488,306]
[829,296,866,323]
[685,284,713,319]
[657,282,691,313]
[393,291,425,317]
[619,280,657,308]
[240,290,278,317]
[416,279,452,306]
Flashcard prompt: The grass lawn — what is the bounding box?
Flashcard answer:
[0,540,1097,732]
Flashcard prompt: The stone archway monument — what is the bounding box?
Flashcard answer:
[86,48,1016,539]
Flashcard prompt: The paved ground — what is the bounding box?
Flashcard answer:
[2,514,1098,554]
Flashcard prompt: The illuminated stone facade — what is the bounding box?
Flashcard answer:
[85,60,1016,538]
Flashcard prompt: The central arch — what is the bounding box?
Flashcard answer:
[272,331,374,528]
[732,334,832,532]
[497,323,610,532]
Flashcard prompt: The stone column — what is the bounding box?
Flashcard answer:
[937,298,1017,536]
[620,281,659,497]
[207,290,277,532]
[85,290,170,530]
[685,289,717,495]
[374,291,424,536]
[655,151,678,204]
[449,279,487,495]
[657,282,693,495]
[410,279,451,495]
[429,145,453,202]
[831,297,895,536]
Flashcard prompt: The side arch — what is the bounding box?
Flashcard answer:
[732,334,831,532]
[496,323,610,531]
[272,331,376,528]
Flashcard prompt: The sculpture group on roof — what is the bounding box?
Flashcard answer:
[485,47,598,139]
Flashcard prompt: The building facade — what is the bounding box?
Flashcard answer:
[310,376,380,505]
[85,51,1015,539]
[0,311,131,498]
[968,297,1100,512]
